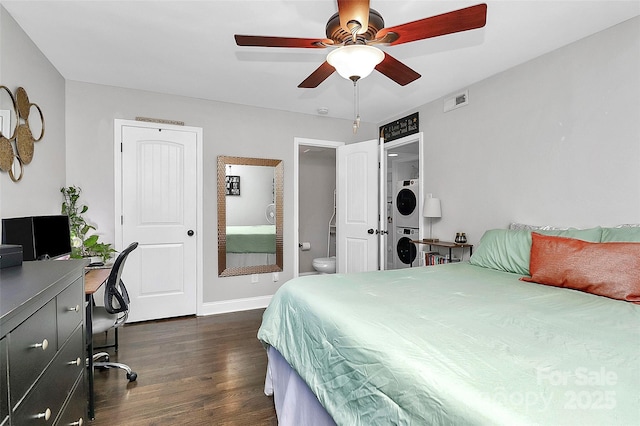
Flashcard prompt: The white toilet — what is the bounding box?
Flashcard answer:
[312,256,336,274]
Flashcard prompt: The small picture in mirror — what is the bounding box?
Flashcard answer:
[226,175,240,196]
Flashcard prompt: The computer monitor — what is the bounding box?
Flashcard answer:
[1,215,72,261]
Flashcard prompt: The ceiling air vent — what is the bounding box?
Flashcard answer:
[443,90,469,112]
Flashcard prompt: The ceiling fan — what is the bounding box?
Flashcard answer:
[235,1,487,88]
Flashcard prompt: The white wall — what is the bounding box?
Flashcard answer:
[383,17,640,247]
[64,81,377,305]
[226,164,275,226]
[0,8,66,224]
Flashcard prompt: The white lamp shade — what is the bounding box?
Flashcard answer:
[423,197,442,218]
[326,45,385,81]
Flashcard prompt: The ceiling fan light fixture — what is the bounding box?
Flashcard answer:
[327,45,384,81]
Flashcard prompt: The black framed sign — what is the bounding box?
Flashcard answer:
[226,175,240,196]
[380,112,419,143]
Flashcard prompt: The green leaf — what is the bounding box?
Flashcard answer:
[81,205,88,214]
[84,235,99,247]
[81,225,91,235]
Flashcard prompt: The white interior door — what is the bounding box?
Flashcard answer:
[337,139,379,273]
[119,123,198,322]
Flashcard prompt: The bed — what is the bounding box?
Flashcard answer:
[226,224,276,267]
[257,226,640,425]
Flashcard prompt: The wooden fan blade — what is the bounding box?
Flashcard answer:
[298,62,336,88]
[376,3,487,46]
[235,35,332,48]
[375,53,421,86]
[337,0,370,34]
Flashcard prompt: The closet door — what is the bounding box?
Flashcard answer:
[118,122,200,322]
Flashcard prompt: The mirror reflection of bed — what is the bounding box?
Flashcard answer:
[226,224,276,268]
[225,164,277,268]
[217,156,283,277]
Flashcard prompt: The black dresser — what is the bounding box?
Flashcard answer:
[1,260,86,426]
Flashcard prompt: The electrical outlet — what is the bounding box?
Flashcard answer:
[272,272,279,282]
[251,274,259,283]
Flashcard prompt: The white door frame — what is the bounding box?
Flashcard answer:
[114,119,204,316]
[293,137,344,278]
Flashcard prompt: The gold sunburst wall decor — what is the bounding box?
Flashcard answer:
[0,85,45,182]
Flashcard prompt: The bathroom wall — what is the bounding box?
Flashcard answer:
[298,148,336,274]
[226,164,276,226]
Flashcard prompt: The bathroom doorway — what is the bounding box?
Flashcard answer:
[294,138,342,277]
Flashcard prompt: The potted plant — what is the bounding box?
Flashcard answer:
[61,186,116,262]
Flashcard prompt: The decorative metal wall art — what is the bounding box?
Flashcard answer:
[0,85,45,182]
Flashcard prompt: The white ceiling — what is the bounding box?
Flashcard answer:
[2,1,638,124]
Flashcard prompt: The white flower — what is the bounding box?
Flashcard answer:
[71,236,83,248]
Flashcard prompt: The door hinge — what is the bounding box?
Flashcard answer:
[120,143,123,153]
[121,215,123,225]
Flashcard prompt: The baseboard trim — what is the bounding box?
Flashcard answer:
[201,295,273,316]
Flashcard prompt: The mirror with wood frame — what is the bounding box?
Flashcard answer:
[217,156,283,277]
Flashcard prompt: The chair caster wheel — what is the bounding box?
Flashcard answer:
[127,372,137,382]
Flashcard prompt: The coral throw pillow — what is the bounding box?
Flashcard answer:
[521,233,640,303]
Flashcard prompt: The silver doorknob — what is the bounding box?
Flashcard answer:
[187,230,194,236]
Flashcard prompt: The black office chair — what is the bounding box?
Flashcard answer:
[92,242,139,382]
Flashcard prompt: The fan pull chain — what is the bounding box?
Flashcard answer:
[352,80,360,134]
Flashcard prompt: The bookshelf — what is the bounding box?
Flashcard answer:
[410,240,474,266]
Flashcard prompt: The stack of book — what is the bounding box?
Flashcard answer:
[425,252,457,266]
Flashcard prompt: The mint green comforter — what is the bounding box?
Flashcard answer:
[258,263,640,425]
[226,225,275,253]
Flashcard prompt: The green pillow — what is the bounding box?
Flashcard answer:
[601,227,640,242]
[469,229,533,275]
[469,227,603,275]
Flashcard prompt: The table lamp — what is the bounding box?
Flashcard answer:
[423,196,442,242]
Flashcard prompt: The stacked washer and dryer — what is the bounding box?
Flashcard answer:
[394,179,420,268]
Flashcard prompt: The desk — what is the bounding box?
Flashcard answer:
[84,267,111,420]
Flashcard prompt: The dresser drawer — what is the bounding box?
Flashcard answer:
[0,338,7,426]
[12,326,84,425]
[8,298,57,408]
[54,376,86,426]
[56,277,84,346]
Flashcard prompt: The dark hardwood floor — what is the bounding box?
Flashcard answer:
[90,309,277,425]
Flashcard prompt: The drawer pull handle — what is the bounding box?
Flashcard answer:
[70,418,84,426]
[68,357,82,366]
[35,407,51,421]
[31,339,49,351]
[67,305,81,312]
